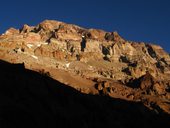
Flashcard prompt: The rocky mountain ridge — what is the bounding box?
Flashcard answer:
[0,20,170,116]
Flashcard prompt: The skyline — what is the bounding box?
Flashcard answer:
[0,0,170,53]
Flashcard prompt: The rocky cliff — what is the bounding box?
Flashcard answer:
[0,20,170,127]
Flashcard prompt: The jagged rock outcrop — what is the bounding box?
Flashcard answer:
[0,20,170,118]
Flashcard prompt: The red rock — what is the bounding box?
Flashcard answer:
[0,19,170,116]
[5,28,19,35]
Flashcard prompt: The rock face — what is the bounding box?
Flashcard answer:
[0,20,170,126]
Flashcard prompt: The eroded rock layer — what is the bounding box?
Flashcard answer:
[0,20,170,118]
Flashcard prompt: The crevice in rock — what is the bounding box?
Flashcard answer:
[81,36,86,52]
[146,44,157,59]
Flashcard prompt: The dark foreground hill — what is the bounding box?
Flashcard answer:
[0,60,170,128]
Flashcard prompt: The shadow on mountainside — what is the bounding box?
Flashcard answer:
[0,60,169,128]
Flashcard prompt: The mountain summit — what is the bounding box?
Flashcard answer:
[0,20,170,127]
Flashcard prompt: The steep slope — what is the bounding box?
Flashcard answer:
[0,20,170,119]
[1,20,170,81]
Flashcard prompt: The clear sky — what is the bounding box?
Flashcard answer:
[0,0,170,53]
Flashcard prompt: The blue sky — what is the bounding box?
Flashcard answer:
[0,0,170,53]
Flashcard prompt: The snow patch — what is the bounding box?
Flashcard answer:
[17,48,22,53]
[37,44,41,47]
[65,63,70,68]
[43,42,48,45]
[31,55,38,59]
[5,31,9,35]
[27,44,33,48]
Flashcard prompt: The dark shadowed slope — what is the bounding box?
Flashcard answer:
[0,60,170,128]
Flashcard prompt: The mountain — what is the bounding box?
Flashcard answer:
[0,20,170,127]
